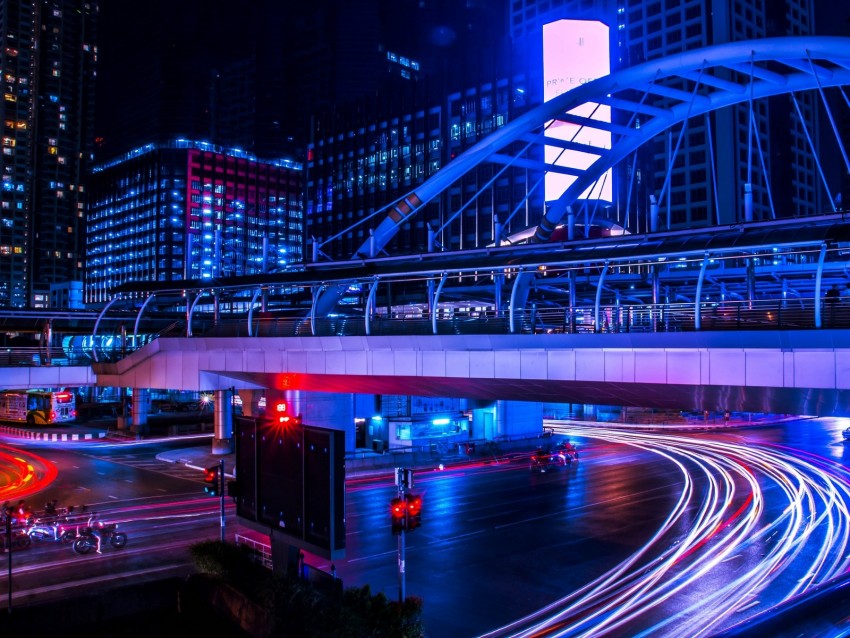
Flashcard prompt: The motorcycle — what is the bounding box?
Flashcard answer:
[556,440,579,461]
[71,523,127,555]
[26,516,62,542]
[51,505,90,543]
[2,527,32,550]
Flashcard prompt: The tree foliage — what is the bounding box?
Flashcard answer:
[190,541,425,637]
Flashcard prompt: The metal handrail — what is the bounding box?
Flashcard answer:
[3,296,847,368]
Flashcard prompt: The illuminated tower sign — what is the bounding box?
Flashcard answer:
[543,20,612,203]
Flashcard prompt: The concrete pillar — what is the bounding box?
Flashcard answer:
[237,389,262,417]
[494,400,543,438]
[212,388,233,455]
[131,388,150,435]
[471,400,543,439]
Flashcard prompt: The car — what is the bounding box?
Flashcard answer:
[529,446,570,473]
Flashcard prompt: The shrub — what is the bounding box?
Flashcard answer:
[190,541,425,637]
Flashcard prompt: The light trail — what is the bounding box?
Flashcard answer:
[0,445,58,502]
[481,426,850,638]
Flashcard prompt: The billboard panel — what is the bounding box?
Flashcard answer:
[543,19,612,203]
[234,416,346,560]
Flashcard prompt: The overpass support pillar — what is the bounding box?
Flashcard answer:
[471,400,542,440]
[212,389,233,455]
[237,389,262,417]
[131,388,150,435]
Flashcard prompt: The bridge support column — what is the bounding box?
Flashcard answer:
[471,400,542,440]
[212,389,233,455]
[237,389,262,417]
[131,388,150,435]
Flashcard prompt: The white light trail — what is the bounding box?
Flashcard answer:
[482,426,850,638]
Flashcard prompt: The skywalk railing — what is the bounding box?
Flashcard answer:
[2,296,848,367]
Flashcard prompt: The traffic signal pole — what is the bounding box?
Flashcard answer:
[393,467,413,603]
[398,510,406,603]
[219,458,226,542]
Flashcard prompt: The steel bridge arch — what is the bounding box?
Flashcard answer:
[314,36,850,315]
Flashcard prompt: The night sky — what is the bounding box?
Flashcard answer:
[94,0,850,162]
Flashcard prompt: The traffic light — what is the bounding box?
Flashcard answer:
[390,497,406,535]
[405,493,422,532]
[271,401,302,427]
[203,465,220,496]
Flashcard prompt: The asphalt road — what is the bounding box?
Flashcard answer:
[1,418,849,637]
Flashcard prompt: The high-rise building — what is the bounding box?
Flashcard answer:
[309,0,823,263]
[0,0,97,308]
[509,0,821,230]
[306,72,534,261]
[86,141,303,305]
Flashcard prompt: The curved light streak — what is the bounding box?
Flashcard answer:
[481,427,850,638]
[0,445,58,502]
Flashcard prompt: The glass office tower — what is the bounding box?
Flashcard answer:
[86,141,303,304]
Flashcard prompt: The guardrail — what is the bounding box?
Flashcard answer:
[3,297,848,367]
[199,297,850,338]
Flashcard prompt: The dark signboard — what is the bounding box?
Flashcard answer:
[234,415,345,559]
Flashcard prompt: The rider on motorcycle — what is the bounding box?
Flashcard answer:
[87,513,104,554]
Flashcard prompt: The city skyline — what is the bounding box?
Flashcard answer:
[2,1,849,310]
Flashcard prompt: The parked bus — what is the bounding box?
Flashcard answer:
[0,390,76,425]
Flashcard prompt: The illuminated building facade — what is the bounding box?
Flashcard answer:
[310,0,822,262]
[86,141,303,304]
[0,0,97,308]
[306,73,537,261]
[510,0,820,230]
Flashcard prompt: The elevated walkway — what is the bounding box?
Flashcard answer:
[89,329,850,417]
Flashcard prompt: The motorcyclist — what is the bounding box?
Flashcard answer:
[87,512,104,554]
[44,499,58,516]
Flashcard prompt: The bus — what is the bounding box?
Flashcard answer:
[0,390,77,425]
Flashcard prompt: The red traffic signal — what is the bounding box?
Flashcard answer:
[272,401,302,426]
[406,493,422,531]
[203,465,220,496]
[390,497,406,519]
[405,494,422,516]
[390,497,406,535]
[274,401,288,423]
